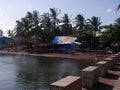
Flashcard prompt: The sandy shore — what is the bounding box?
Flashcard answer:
[0,51,96,60]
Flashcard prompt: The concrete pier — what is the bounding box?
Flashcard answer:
[110,55,117,64]
[104,58,114,69]
[96,61,108,76]
[81,66,99,88]
[50,76,81,90]
[115,53,120,62]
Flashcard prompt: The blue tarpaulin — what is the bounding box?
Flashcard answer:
[52,36,77,44]
[52,36,77,52]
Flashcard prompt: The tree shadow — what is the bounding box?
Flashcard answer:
[103,72,119,80]
[83,82,113,90]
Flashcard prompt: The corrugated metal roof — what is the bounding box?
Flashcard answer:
[52,36,77,44]
[73,42,82,45]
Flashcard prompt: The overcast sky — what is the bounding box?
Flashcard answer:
[0,0,119,36]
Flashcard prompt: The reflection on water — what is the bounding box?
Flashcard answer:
[0,54,93,90]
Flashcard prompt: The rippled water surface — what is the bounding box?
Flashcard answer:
[0,54,93,90]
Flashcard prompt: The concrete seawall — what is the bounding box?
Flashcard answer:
[50,52,120,90]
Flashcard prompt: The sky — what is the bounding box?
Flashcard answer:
[0,0,119,36]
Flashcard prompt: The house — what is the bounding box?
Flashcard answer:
[52,36,77,52]
[0,36,11,49]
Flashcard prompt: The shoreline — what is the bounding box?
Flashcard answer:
[0,51,96,60]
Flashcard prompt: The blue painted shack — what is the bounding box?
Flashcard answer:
[0,36,11,48]
[52,36,77,52]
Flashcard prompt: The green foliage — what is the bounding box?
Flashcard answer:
[99,30,112,45]
[99,17,120,47]
[73,29,95,49]
[11,8,105,49]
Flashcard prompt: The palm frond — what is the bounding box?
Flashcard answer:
[117,4,120,11]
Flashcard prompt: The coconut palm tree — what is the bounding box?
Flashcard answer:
[13,11,41,46]
[61,14,73,35]
[113,18,120,42]
[40,13,54,42]
[115,17,120,25]
[74,14,86,30]
[87,16,102,31]
[87,16,102,49]
[30,11,41,43]
[21,18,31,37]
[7,30,13,38]
[50,8,60,27]
[49,8,61,36]
[117,4,120,11]
[13,20,25,51]
[14,14,32,44]
[0,30,3,36]
[14,20,24,37]
[40,13,51,29]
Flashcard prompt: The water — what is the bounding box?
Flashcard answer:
[0,54,93,90]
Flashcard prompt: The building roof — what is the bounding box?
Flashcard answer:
[52,36,77,44]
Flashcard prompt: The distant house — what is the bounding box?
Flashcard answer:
[52,36,77,52]
[0,36,11,48]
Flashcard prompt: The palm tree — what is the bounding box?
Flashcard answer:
[40,13,51,29]
[14,14,32,44]
[0,30,3,36]
[40,13,54,42]
[7,30,13,38]
[14,20,24,37]
[74,14,86,30]
[21,18,30,37]
[13,20,25,51]
[61,14,73,35]
[114,18,120,42]
[117,4,120,11]
[13,20,26,46]
[50,8,60,27]
[32,11,40,27]
[30,11,41,43]
[115,17,120,25]
[87,16,102,31]
[87,16,102,49]
[49,8,61,36]
[13,11,41,46]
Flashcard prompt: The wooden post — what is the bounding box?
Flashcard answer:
[81,66,99,88]
[50,76,81,90]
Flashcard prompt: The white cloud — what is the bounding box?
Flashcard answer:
[0,9,15,36]
[0,24,14,36]
[106,8,112,13]
[0,20,15,36]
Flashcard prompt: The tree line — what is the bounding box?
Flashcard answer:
[6,6,120,50]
